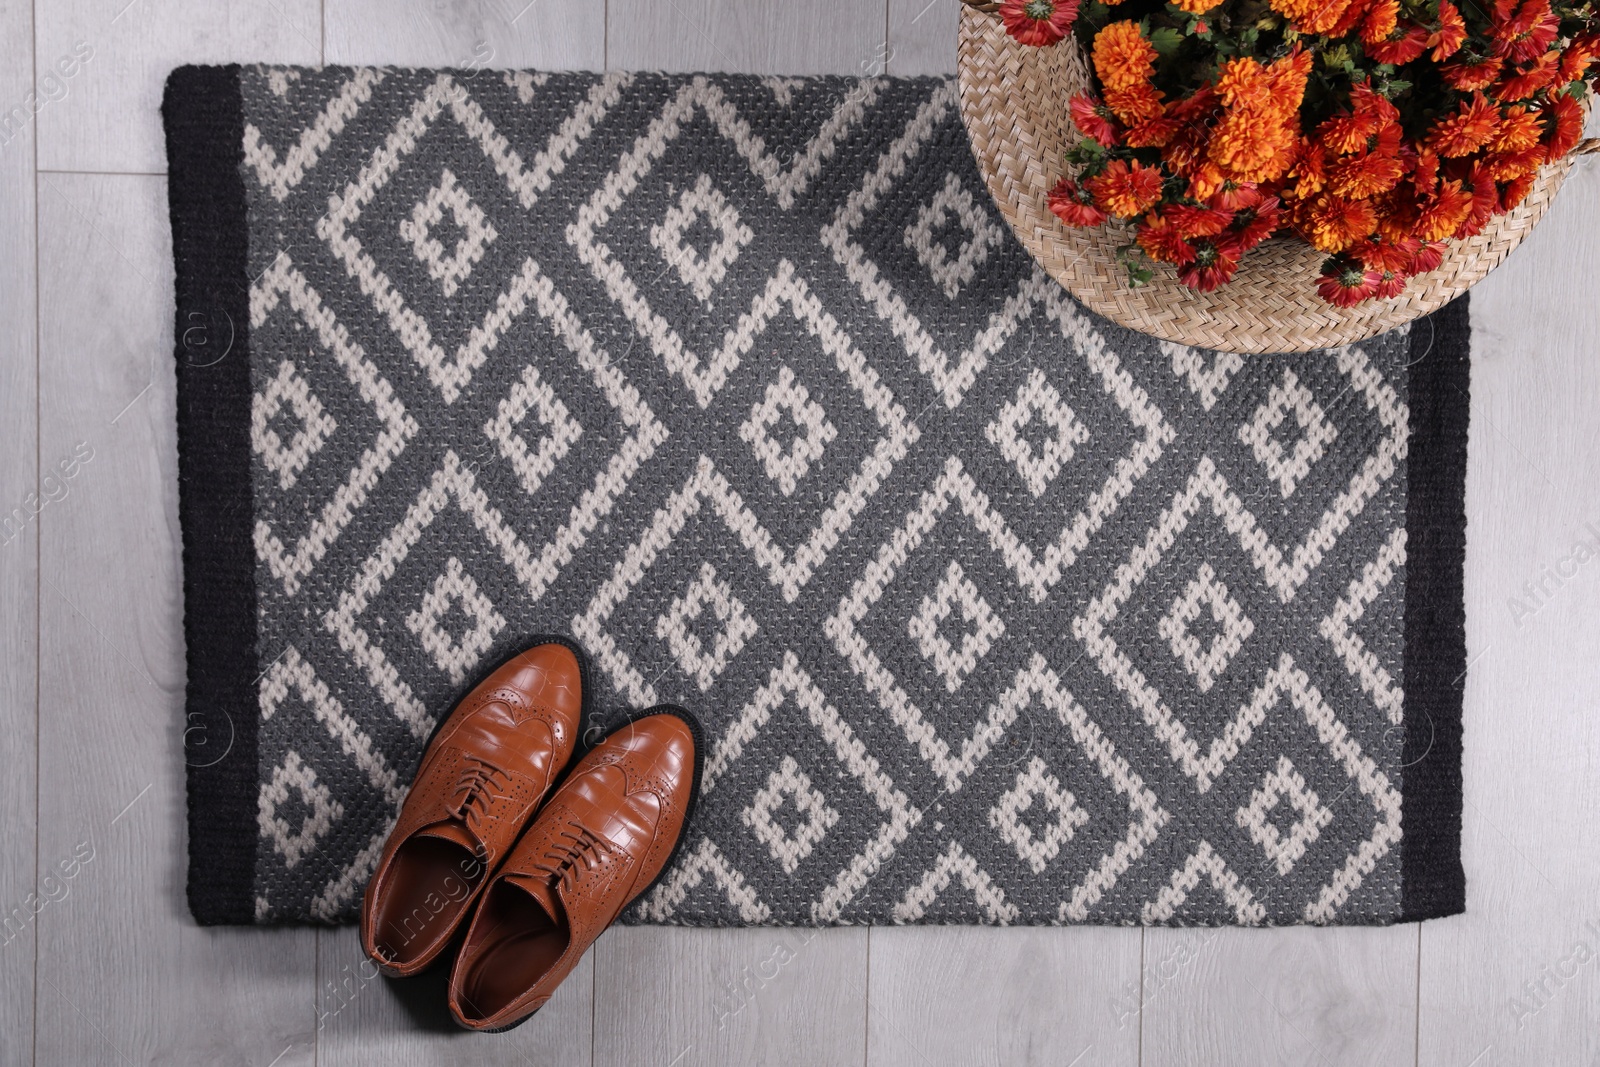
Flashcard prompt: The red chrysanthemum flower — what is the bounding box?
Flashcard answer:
[1209,181,1264,212]
[1226,196,1283,251]
[1455,168,1502,236]
[1317,255,1382,306]
[1442,58,1505,91]
[1559,34,1600,81]
[1498,51,1560,101]
[1429,0,1467,61]
[1351,235,1418,273]
[1166,203,1232,238]
[1069,94,1121,147]
[1047,176,1109,227]
[1000,0,1081,46]
[1503,170,1539,209]
[1491,0,1559,63]
[1087,159,1165,218]
[1408,240,1449,274]
[1544,93,1584,162]
[1364,24,1429,65]
[1177,240,1241,291]
[1370,271,1406,298]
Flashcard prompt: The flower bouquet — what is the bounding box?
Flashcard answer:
[990,0,1597,307]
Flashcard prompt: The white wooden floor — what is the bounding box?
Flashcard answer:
[2,1,1598,1063]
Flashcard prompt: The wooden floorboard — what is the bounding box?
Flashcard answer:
[324,0,603,71]
[867,926,1142,1066]
[593,927,869,1067]
[0,0,39,1062]
[1141,926,1418,1066]
[607,0,889,75]
[316,925,595,1067]
[886,0,958,77]
[33,0,321,174]
[1415,157,1600,1067]
[34,171,319,1066]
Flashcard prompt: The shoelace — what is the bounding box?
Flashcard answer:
[448,755,508,850]
[532,824,615,894]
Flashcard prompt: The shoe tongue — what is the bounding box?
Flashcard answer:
[504,870,564,926]
[414,819,482,857]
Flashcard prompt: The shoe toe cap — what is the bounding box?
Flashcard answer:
[504,643,582,719]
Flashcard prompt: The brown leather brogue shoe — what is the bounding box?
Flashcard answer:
[360,639,587,977]
[447,707,702,1031]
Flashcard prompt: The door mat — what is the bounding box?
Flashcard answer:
[164,64,1468,927]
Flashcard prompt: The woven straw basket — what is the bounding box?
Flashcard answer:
[955,1,1585,352]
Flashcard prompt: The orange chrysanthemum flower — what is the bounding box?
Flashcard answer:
[1490,106,1546,153]
[1429,0,1468,61]
[1329,150,1407,198]
[1361,0,1399,46]
[1087,159,1165,217]
[1415,180,1475,240]
[1429,94,1501,157]
[1317,111,1380,156]
[1125,115,1182,147]
[1185,162,1228,202]
[1093,21,1156,93]
[1137,216,1198,265]
[1271,0,1359,36]
[1216,56,1274,110]
[1104,82,1167,124]
[1171,0,1225,11]
[1298,193,1379,251]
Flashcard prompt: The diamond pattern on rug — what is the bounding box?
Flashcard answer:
[230,66,1429,926]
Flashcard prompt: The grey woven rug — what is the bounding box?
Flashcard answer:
[164,64,1468,927]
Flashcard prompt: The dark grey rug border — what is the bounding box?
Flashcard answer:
[161,61,1472,926]
[164,64,260,925]
[1399,295,1471,920]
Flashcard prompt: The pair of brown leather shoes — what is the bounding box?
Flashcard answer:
[360,638,702,1031]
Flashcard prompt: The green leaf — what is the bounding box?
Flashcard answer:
[1150,26,1185,56]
